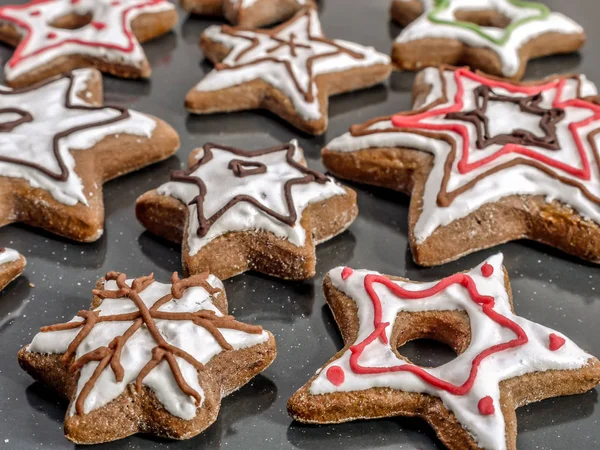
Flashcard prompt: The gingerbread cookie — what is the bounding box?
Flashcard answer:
[182,0,310,28]
[322,66,600,266]
[18,271,276,444]
[136,140,357,280]
[390,0,585,80]
[186,7,391,135]
[0,68,179,242]
[0,0,178,87]
[288,254,600,450]
[0,247,26,291]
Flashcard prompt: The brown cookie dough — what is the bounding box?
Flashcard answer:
[0,0,178,87]
[390,0,585,80]
[18,271,276,444]
[322,66,600,266]
[185,7,391,135]
[288,255,600,450]
[0,248,26,291]
[0,68,180,242]
[136,141,358,280]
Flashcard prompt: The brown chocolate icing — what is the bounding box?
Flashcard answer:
[40,271,263,416]
[170,142,329,238]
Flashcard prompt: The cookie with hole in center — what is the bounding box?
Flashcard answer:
[390,0,585,80]
[287,254,600,450]
[186,6,391,135]
[0,68,179,242]
[18,271,276,444]
[0,0,178,87]
[181,0,311,28]
[0,247,26,291]
[322,65,600,266]
[136,140,358,280]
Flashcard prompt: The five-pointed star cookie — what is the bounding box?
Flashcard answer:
[322,66,600,266]
[0,247,26,291]
[136,140,358,280]
[288,254,600,450]
[181,0,311,28]
[0,68,179,242]
[186,6,391,135]
[0,0,178,87]
[18,270,276,444]
[390,0,585,80]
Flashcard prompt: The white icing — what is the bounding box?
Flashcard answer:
[157,140,347,256]
[28,274,269,420]
[310,254,593,450]
[0,68,156,206]
[0,247,20,265]
[395,0,583,77]
[0,0,175,81]
[326,67,600,243]
[193,8,390,120]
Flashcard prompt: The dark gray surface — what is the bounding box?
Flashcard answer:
[0,0,599,448]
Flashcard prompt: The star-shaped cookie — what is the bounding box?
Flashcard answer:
[186,7,391,135]
[390,0,585,80]
[136,140,358,280]
[181,0,310,28]
[0,0,178,87]
[288,254,600,450]
[0,68,179,242]
[0,247,26,291]
[322,66,600,266]
[18,270,276,444]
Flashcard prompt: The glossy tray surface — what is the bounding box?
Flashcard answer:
[0,0,599,448]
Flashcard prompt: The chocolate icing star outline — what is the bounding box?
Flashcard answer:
[0,72,132,182]
[445,84,566,150]
[213,6,366,104]
[170,142,329,238]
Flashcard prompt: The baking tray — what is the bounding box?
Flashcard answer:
[0,0,599,448]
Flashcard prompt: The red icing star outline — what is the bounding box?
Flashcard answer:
[391,68,600,181]
[334,264,531,398]
[0,0,168,70]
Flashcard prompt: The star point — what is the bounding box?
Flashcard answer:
[288,254,600,450]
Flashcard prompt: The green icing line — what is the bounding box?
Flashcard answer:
[428,0,550,45]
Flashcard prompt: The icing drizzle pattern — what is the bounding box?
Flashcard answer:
[157,140,346,256]
[309,254,593,450]
[395,0,583,76]
[325,67,600,243]
[194,7,390,120]
[0,0,175,81]
[27,271,269,420]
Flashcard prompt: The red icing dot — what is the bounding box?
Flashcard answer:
[111,0,121,4]
[326,366,345,386]
[549,333,566,351]
[481,262,494,278]
[47,32,57,39]
[478,396,495,415]
[91,21,106,30]
[71,0,81,4]
[30,10,41,16]
[341,267,353,280]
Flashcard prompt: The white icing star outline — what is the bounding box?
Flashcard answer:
[305,254,594,450]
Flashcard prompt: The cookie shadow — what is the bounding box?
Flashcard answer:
[0,276,32,331]
[286,416,445,449]
[137,230,182,274]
